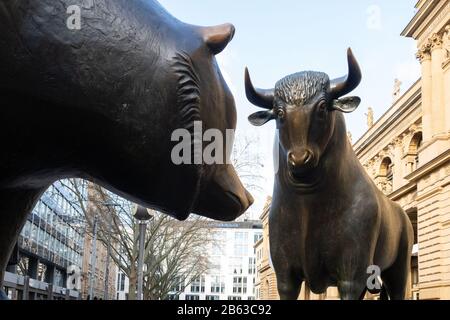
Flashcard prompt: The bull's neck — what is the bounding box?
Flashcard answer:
[321,113,360,188]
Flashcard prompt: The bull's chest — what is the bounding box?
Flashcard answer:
[269,198,345,288]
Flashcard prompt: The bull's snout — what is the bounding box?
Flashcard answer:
[288,149,314,169]
[287,149,318,180]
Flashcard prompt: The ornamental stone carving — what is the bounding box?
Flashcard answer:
[416,41,432,62]
[443,25,450,60]
[430,32,443,50]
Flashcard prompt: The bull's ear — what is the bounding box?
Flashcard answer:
[331,96,361,113]
[248,111,275,126]
[200,23,235,55]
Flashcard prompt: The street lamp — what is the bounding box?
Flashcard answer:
[102,202,116,300]
[88,213,98,299]
[133,205,153,301]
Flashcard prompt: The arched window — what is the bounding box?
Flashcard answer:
[408,132,422,171]
[379,157,393,194]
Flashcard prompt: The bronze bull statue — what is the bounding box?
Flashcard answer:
[0,0,253,297]
[246,49,413,300]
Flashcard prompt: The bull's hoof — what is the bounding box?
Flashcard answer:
[0,289,9,300]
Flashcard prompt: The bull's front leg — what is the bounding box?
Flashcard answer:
[270,238,303,299]
[0,186,48,299]
[276,271,303,300]
[337,279,367,300]
[336,257,371,300]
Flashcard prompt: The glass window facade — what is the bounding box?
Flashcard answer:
[233,232,248,256]
[117,273,126,292]
[232,276,247,294]
[17,180,85,272]
[190,276,205,293]
[210,276,225,294]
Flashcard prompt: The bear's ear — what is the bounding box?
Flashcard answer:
[201,23,235,55]
[331,96,361,113]
[248,110,275,126]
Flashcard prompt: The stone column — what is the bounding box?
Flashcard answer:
[23,275,30,300]
[430,33,445,135]
[443,25,450,132]
[416,44,432,141]
[445,62,450,133]
[27,257,38,279]
[45,264,55,285]
[47,284,53,300]
[393,138,404,190]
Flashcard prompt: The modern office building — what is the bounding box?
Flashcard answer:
[169,220,263,301]
[2,180,85,300]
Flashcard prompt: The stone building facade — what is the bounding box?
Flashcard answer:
[80,183,117,300]
[80,231,116,300]
[254,198,278,300]
[255,0,450,300]
[383,0,449,300]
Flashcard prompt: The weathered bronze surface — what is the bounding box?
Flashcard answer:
[246,49,413,300]
[0,0,253,294]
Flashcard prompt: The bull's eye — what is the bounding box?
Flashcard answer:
[276,108,285,119]
[317,100,327,120]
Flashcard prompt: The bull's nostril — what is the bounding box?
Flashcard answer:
[304,153,312,164]
[288,153,296,167]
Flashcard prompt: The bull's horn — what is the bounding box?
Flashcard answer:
[330,48,362,98]
[199,23,235,55]
[245,68,274,109]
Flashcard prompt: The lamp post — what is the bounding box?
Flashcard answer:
[88,214,98,299]
[133,205,153,301]
[102,216,112,300]
[102,202,116,300]
[103,229,112,300]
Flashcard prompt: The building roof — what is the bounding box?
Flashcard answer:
[401,0,449,40]
[353,79,421,157]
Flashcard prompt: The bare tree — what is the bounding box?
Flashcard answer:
[56,179,213,300]
[231,132,265,193]
[142,215,212,300]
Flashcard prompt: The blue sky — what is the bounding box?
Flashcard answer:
[159,0,421,218]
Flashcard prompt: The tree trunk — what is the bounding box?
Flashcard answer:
[128,266,137,300]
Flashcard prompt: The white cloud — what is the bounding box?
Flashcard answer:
[394,42,421,89]
[366,4,383,31]
[394,60,420,86]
